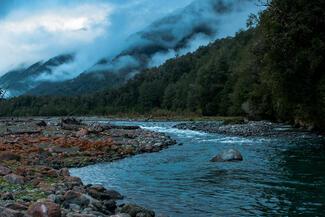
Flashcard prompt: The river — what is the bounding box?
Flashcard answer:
[70,121,325,217]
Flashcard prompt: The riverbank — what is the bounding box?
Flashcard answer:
[0,117,176,217]
[174,120,323,137]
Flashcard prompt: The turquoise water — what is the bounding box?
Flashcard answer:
[70,122,325,217]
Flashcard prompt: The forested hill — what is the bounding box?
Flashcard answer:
[0,0,324,130]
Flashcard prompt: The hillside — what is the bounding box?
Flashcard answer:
[23,0,252,96]
[0,54,73,96]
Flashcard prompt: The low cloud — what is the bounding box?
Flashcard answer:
[0,0,193,76]
[0,0,262,84]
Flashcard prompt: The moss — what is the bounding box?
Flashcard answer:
[0,177,47,202]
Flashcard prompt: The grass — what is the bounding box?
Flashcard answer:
[0,177,47,202]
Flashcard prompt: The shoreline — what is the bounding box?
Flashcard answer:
[1,117,323,216]
[0,117,176,217]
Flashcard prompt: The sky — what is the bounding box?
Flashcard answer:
[0,0,261,77]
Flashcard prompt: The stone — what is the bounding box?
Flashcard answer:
[36,121,47,127]
[120,204,155,217]
[136,213,154,217]
[103,200,117,212]
[2,192,14,200]
[3,174,25,185]
[110,214,131,217]
[0,165,12,176]
[210,149,243,162]
[62,191,97,209]
[64,176,83,188]
[27,201,61,217]
[59,168,70,177]
[5,203,28,211]
[87,185,123,200]
[76,129,89,137]
[0,152,21,162]
[0,206,25,217]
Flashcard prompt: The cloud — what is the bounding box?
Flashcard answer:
[0,0,262,87]
[0,0,193,76]
[0,2,113,75]
[94,0,261,71]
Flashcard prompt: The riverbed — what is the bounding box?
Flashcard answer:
[71,121,325,216]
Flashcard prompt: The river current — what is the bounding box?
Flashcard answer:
[70,121,325,217]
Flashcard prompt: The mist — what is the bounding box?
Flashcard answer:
[0,0,262,82]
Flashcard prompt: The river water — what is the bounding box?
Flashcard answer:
[70,121,325,217]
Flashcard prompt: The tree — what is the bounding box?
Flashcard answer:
[0,88,6,99]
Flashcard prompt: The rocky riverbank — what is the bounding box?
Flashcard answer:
[0,117,176,217]
[174,121,319,137]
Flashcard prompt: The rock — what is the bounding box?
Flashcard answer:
[5,203,28,211]
[64,176,83,188]
[1,192,14,200]
[3,174,25,184]
[67,214,97,217]
[136,213,154,217]
[0,165,12,176]
[110,214,131,217]
[27,201,61,217]
[36,121,47,127]
[0,206,25,217]
[76,129,89,137]
[211,149,243,162]
[61,118,82,126]
[120,204,155,217]
[87,185,123,200]
[59,168,70,177]
[62,191,97,209]
[103,200,117,212]
[0,152,21,162]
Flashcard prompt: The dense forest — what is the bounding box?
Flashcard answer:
[1,0,324,129]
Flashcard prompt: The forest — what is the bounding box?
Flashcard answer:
[1,0,324,130]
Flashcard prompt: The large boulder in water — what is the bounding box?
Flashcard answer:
[211,149,243,162]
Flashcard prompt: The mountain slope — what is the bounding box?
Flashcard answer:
[0,54,73,96]
[27,0,255,96]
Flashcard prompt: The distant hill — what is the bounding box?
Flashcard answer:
[0,54,73,96]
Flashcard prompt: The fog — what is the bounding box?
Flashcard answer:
[0,0,262,82]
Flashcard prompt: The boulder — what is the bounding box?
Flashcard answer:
[211,149,243,162]
[103,200,117,212]
[61,118,82,125]
[5,203,28,211]
[110,214,131,217]
[62,191,98,209]
[76,129,89,137]
[3,174,25,185]
[0,206,25,217]
[36,120,47,127]
[87,185,123,200]
[59,168,70,177]
[120,204,155,217]
[64,176,83,188]
[0,165,12,176]
[1,192,14,200]
[27,201,61,217]
[0,152,21,162]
